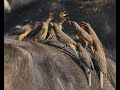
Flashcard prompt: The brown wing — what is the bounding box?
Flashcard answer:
[94,51,107,75]
[80,52,92,69]
[53,23,76,45]
[80,30,93,45]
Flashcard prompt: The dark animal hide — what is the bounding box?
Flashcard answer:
[4,39,116,90]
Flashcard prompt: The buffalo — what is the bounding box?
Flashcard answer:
[4,38,116,90]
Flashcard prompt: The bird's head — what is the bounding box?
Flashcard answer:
[22,20,33,26]
[62,11,68,17]
[68,20,74,25]
[48,12,54,21]
[59,11,69,22]
[34,21,41,27]
[80,23,86,30]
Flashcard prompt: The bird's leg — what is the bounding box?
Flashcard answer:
[87,68,92,87]
[90,46,94,54]
[100,71,104,88]
[35,39,38,42]
[68,44,79,59]
[85,41,88,50]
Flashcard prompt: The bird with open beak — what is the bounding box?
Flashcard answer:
[46,11,69,40]
[68,21,94,54]
[58,11,69,30]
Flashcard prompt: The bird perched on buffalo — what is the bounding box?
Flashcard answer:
[46,11,69,40]
[50,22,79,58]
[57,11,69,30]
[26,12,54,42]
[45,11,70,49]
[81,21,104,50]
[23,20,42,41]
[93,40,107,88]
[5,20,35,41]
[77,43,95,87]
[68,21,94,54]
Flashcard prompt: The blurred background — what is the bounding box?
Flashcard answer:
[4,0,116,59]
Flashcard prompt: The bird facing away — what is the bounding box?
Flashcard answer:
[31,12,54,42]
[81,21,103,50]
[68,21,94,54]
[50,22,79,58]
[93,40,107,88]
[77,43,95,87]
[5,20,34,41]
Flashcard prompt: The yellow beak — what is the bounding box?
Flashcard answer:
[50,22,54,26]
[63,13,68,17]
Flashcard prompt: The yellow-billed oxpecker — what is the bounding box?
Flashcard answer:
[81,21,103,50]
[5,20,34,41]
[77,43,95,86]
[93,40,107,88]
[30,12,54,42]
[50,22,79,58]
[68,21,94,54]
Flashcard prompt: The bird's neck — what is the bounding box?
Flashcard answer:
[73,22,83,31]
[59,19,65,24]
[94,41,101,51]
[54,23,62,34]
[87,26,96,35]
[45,18,51,24]
[58,22,62,25]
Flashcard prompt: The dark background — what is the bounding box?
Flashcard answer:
[4,0,116,58]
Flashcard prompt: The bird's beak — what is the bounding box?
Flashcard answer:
[63,13,68,17]
[48,12,54,21]
[50,17,54,21]
[80,24,86,28]
[50,22,54,26]
[62,11,68,17]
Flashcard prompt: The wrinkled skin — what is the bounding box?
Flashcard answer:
[4,39,116,90]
